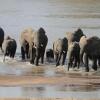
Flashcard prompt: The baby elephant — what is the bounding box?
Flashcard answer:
[67,42,80,71]
[3,36,17,61]
[46,49,54,62]
[53,37,68,66]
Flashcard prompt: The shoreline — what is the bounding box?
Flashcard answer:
[0,73,99,86]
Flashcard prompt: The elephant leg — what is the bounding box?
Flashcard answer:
[41,49,45,64]
[68,61,71,71]
[77,58,80,69]
[92,58,97,71]
[35,49,40,66]
[21,47,25,60]
[54,53,58,62]
[30,47,36,64]
[68,59,73,71]
[73,58,77,68]
[75,55,80,69]
[26,49,29,59]
[98,59,100,67]
[36,55,40,66]
[80,49,84,65]
[56,53,62,66]
[84,53,89,72]
[12,50,16,58]
[1,45,4,53]
[62,52,67,65]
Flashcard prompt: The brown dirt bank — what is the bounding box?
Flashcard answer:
[0,73,100,86]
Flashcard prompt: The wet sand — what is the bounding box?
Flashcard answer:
[0,71,100,86]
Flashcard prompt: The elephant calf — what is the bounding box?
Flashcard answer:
[67,42,80,71]
[53,37,68,66]
[46,49,54,62]
[3,36,17,62]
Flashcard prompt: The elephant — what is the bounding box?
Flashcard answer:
[3,36,17,62]
[20,28,35,60]
[53,37,68,66]
[67,42,80,71]
[30,27,48,66]
[20,27,48,66]
[66,28,85,44]
[46,49,54,62]
[79,36,100,72]
[0,27,4,52]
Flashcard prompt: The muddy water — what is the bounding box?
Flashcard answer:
[0,0,100,98]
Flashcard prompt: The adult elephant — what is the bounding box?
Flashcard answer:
[53,37,68,66]
[67,42,80,71]
[30,27,48,66]
[20,27,48,66]
[79,36,100,72]
[20,28,35,60]
[66,28,85,44]
[3,36,17,61]
[0,27,4,52]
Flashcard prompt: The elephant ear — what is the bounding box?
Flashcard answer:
[66,32,74,43]
[79,36,87,47]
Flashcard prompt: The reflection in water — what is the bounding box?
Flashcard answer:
[0,84,100,98]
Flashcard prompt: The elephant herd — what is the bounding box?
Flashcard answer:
[0,27,100,72]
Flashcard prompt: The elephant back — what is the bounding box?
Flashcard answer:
[20,28,35,46]
[34,27,48,48]
[3,36,17,53]
[66,28,85,43]
[53,38,64,53]
[79,36,87,49]
[85,36,100,55]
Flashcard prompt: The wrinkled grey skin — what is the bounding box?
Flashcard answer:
[21,39,29,60]
[67,42,80,71]
[3,36,17,62]
[66,28,85,44]
[0,27,4,52]
[53,37,68,66]
[79,36,100,72]
[30,27,48,66]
